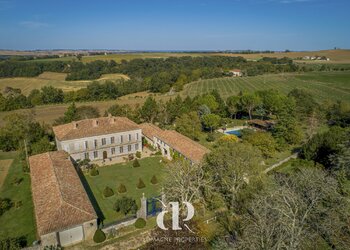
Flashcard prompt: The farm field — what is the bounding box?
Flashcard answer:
[0,71,349,126]
[0,151,36,244]
[84,156,165,224]
[214,49,350,63]
[0,71,129,95]
[183,71,350,102]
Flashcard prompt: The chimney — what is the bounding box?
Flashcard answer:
[93,119,99,127]
[72,121,78,129]
[110,117,116,124]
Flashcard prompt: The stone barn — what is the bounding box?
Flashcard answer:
[29,151,98,247]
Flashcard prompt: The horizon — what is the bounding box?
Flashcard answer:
[0,0,349,51]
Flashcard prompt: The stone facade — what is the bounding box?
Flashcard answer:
[39,219,97,248]
[56,129,142,162]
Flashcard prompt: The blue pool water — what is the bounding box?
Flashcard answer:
[225,130,242,137]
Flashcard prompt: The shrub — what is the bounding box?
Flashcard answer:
[11,177,23,186]
[136,151,142,158]
[135,218,146,229]
[137,178,146,189]
[0,198,13,216]
[90,167,99,176]
[150,175,158,185]
[103,186,114,198]
[133,159,140,168]
[206,133,215,142]
[14,200,22,209]
[114,196,138,215]
[93,229,106,243]
[117,184,127,193]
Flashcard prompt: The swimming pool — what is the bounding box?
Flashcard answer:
[225,129,242,137]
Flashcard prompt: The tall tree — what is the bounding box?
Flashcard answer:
[240,93,261,120]
[140,96,158,123]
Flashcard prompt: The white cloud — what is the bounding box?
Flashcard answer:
[19,21,48,29]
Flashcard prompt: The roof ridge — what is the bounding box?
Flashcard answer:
[47,152,65,207]
[63,200,96,218]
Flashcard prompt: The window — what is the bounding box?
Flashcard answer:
[94,139,97,148]
[136,133,139,140]
[85,141,88,149]
[120,135,123,143]
[111,148,115,155]
[120,146,123,153]
[102,138,106,145]
[111,137,115,144]
[84,152,89,159]
[93,151,98,158]
[128,145,132,152]
[135,144,139,150]
[128,134,131,141]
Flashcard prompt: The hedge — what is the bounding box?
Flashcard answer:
[137,178,146,189]
[150,175,158,185]
[103,186,114,198]
[135,218,146,229]
[133,159,140,168]
[118,184,127,193]
[93,229,106,243]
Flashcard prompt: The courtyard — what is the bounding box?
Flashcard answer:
[83,156,166,224]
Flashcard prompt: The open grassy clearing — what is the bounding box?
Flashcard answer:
[84,156,165,224]
[0,151,36,244]
[0,71,129,95]
[183,71,350,102]
[0,159,13,188]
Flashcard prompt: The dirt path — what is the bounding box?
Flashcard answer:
[263,153,298,174]
[0,159,13,189]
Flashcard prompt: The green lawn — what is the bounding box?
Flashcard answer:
[0,151,36,245]
[84,156,166,224]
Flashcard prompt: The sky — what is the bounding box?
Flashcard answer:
[0,0,349,51]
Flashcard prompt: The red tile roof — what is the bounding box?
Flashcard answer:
[139,123,164,139]
[156,130,210,164]
[29,151,97,236]
[53,116,140,141]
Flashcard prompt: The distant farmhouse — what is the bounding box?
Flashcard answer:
[29,151,97,247]
[229,69,243,77]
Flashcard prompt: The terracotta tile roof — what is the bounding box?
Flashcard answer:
[156,130,210,164]
[29,151,97,236]
[53,116,140,141]
[139,123,164,139]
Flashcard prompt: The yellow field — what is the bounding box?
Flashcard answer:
[0,159,13,188]
[214,49,350,63]
[81,52,207,63]
[0,91,172,126]
[0,72,129,95]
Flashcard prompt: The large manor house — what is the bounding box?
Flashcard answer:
[28,115,209,247]
[52,115,208,164]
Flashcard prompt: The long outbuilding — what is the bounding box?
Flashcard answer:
[29,151,97,247]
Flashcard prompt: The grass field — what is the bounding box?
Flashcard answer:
[0,71,129,95]
[183,71,350,102]
[84,156,165,224]
[0,159,13,188]
[0,151,36,244]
